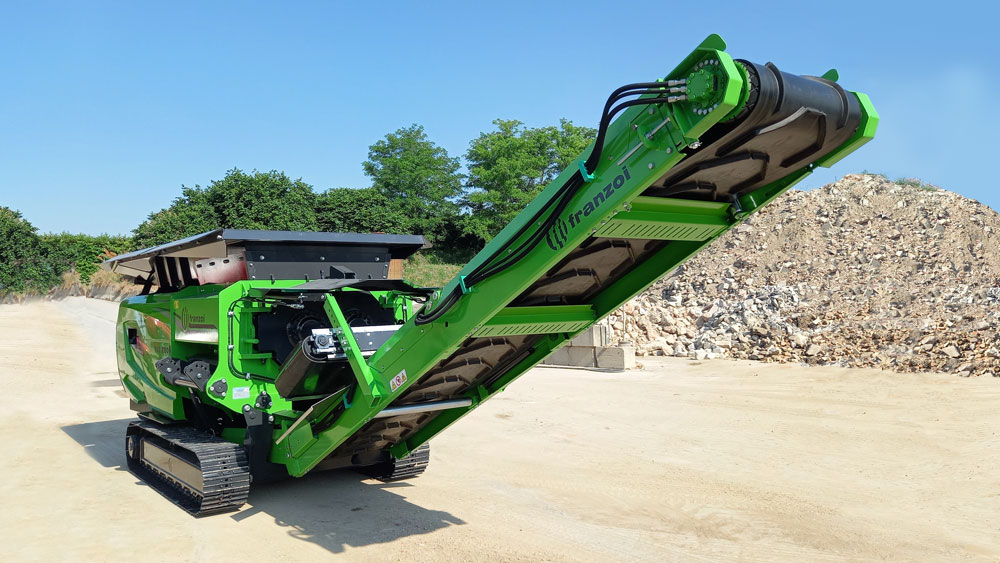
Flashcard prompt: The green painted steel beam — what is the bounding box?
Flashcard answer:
[324,294,385,406]
[595,196,731,241]
[472,305,596,337]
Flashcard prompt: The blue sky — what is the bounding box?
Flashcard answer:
[1,1,995,235]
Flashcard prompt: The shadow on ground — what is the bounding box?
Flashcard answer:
[61,418,131,469]
[238,472,465,553]
[61,419,465,554]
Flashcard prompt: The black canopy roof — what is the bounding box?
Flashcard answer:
[101,229,428,280]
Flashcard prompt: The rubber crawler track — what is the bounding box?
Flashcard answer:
[125,419,251,516]
[362,443,430,481]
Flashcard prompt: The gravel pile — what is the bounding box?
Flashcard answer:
[610,174,1000,377]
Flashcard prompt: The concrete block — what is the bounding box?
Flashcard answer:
[542,343,634,371]
[570,324,609,347]
[544,347,573,366]
[595,345,635,370]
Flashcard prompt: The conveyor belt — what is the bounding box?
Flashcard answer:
[332,57,863,461]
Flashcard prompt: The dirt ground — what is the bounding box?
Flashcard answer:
[0,297,998,562]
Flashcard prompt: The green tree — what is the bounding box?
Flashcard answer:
[315,187,408,234]
[206,169,317,232]
[462,119,596,242]
[362,124,462,243]
[39,233,132,284]
[0,207,57,292]
[132,169,318,248]
[132,186,217,248]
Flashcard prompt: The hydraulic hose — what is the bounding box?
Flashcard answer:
[472,96,674,279]
[415,84,684,325]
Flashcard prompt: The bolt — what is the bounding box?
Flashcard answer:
[648,108,654,115]
[648,163,654,169]
[243,405,251,412]
[632,124,638,130]
[259,255,265,260]
[666,148,672,154]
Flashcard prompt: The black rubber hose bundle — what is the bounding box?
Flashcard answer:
[414,83,677,325]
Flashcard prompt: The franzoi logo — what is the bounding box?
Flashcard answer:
[545,215,570,252]
[546,165,631,250]
[180,307,214,330]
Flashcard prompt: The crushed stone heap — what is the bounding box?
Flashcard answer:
[610,174,1000,377]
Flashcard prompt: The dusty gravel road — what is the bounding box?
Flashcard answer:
[1,297,998,562]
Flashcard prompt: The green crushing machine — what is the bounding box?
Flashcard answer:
[103,34,877,515]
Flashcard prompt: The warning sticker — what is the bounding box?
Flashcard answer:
[389,370,407,392]
[232,386,251,400]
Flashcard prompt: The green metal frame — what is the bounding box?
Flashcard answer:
[471,305,596,337]
[272,35,877,475]
[323,294,385,406]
